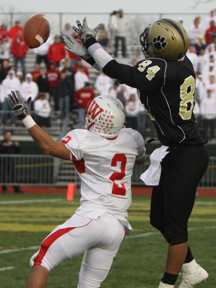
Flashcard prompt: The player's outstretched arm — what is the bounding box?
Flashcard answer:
[8,90,70,160]
[71,17,136,87]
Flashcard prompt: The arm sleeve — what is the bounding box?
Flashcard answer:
[84,37,137,87]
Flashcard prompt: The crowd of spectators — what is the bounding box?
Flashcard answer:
[0,11,216,141]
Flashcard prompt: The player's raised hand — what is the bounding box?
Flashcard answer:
[8,90,31,120]
[72,17,102,43]
[63,35,90,60]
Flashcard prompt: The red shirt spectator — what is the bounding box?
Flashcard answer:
[11,29,28,58]
[75,82,95,108]
[0,23,10,41]
[73,58,89,78]
[30,63,41,82]
[9,20,24,40]
[205,20,216,45]
[46,62,60,88]
[47,35,66,67]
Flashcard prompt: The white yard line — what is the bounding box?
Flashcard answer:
[0,266,14,271]
[0,246,40,255]
[0,199,62,205]
[125,226,216,239]
[1,226,216,256]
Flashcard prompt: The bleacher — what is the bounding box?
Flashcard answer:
[0,44,143,142]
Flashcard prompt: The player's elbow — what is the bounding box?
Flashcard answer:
[135,156,146,165]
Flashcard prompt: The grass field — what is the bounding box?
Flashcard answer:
[0,193,216,288]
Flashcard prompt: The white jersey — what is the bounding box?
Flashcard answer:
[62,128,145,231]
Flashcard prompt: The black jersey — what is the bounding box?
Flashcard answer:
[103,56,208,146]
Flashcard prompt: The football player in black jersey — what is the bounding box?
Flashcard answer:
[64,18,209,288]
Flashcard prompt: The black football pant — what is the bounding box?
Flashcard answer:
[150,144,209,245]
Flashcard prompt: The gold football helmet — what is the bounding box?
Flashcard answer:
[140,18,189,61]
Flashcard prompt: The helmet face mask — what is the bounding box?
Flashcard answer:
[140,18,189,61]
[83,94,125,139]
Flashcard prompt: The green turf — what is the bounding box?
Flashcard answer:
[0,194,216,287]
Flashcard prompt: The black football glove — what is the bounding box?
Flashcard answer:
[8,90,31,120]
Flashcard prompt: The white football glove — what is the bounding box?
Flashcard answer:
[72,17,102,43]
[8,90,31,120]
[63,35,91,61]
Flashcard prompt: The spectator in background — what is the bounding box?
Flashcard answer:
[108,10,118,51]
[178,17,188,32]
[9,20,23,40]
[36,67,50,100]
[197,47,206,74]
[11,29,28,77]
[72,58,89,77]
[186,43,198,74]
[137,101,147,139]
[194,35,206,55]
[97,24,109,49]
[0,35,11,65]
[0,23,9,41]
[188,16,203,45]
[200,88,216,140]
[74,81,95,128]
[114,9,129,57]
[16,71,23,83]
[95,72,113,95]
[57,70,73,120]
[125,93,139,130]
[0,59,10,82]
[61,58,75,111]
[205,20,216,45]
[47,35,66,68]
[116,84,126,107]
[20,73,39,106]
[61,22,74,41]
[47,61,60,111]
[205,9,216,29]
[33,92,51,128]
[33,36,53,71]
[0,130,24,193]
[1,70,20,126]
[108,79,120,97]
[74,65,89,91]
[30,63,41,82]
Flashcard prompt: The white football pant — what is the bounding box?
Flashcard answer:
[31,213,125,288]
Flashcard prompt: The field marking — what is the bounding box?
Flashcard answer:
[0,266,14,271]
[0,246,40,255]
[1,226,216,256]
[195,201,216,206]
[125,226,216,239]
[0,199,62,205]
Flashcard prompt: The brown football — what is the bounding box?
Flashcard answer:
[24,14,50,48]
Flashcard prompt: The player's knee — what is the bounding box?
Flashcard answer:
[150,215,164,233]
[165,229,188,245]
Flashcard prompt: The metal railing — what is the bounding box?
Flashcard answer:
[0,154,216,188]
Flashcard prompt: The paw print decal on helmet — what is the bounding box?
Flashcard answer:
[153,35,167,51]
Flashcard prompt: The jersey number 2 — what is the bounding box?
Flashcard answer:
[109,154,126,196]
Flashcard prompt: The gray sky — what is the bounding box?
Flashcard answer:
[1,0,216,14]
[1,0,216,36]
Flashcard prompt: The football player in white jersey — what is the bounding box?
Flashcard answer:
[8,90,146,288]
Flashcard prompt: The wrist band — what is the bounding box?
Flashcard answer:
[22,115,36,129]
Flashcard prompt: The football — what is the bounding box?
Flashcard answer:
[24,14,50,48]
